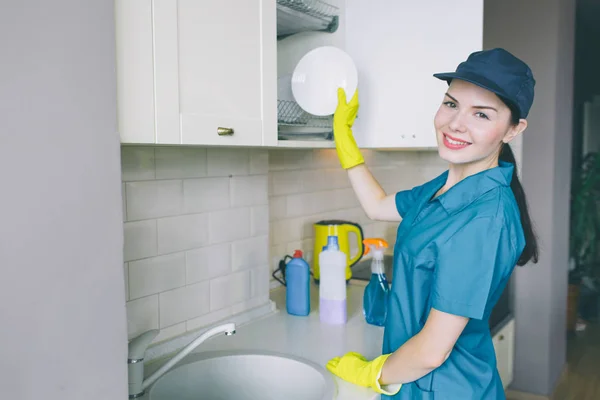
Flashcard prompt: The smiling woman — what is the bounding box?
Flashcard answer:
[325,48,540,400]
[433,81,526,178]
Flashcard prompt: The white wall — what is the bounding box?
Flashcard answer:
[0,1,127,399]
[484,0,575,395]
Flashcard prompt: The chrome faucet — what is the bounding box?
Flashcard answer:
[127,322,236,398]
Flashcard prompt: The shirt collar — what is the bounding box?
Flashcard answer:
[431,161,514,214]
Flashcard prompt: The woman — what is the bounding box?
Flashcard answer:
[326,48,539,399]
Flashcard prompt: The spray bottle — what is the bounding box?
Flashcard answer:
[362,238,390,326]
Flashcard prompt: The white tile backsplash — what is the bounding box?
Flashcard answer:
[128,253,186,299]
[183,177,230,214]
[122,145,445,344]
[185,243,232,284]
[126,295,159,339]
[249,150,269,174]
[207,148,250,177]
[157,214,210,254]
[123,220,157,262]
[232,235,269,271]
[122,147,270,344]
[126,180,183,221]
[209,208,251,244]
[159,281,211,328]
[121,147,155,181]
[155,147,207,179]
[124,263,129,301]
[250,205,269,236]
[230,175,269,207]
[209,270,252,311]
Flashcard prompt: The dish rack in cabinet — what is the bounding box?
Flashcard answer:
[276,0,339,143]
[277,100,333,141]
[276,0,339,39]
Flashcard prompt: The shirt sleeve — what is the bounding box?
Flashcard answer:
[395,184,426,218]
[431,216,517,320]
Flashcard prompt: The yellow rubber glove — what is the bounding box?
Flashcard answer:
[333,88,364,169]
[326,352,401,395]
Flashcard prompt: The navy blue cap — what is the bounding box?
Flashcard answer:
[433,48,535,119]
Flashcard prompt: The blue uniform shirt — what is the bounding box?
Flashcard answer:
[382,161,525,400]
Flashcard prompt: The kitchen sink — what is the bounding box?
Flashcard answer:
[147,349,336,400]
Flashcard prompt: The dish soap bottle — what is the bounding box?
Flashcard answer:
[362,238,390,326]
[319,236,347,324]
[285,250,311,316]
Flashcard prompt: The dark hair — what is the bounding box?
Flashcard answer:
[499,99,539,266]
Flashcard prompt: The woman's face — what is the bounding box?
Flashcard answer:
[433,79,523,166]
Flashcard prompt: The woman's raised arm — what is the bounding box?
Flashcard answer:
[334,88,401,222]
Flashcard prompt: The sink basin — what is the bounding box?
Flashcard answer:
[148,349,336,400]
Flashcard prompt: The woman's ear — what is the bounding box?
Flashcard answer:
[503,119,528,144]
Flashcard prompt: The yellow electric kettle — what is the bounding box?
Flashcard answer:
[313,220,364,281]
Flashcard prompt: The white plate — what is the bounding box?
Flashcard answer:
[291,46,358,116]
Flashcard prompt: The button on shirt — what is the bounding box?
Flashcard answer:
[382,161,525,400]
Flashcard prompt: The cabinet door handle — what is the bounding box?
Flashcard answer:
[217,127,234,136]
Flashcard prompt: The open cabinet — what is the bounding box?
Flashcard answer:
[116,0,483,149]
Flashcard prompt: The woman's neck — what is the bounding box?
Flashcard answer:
[436,156,499,197]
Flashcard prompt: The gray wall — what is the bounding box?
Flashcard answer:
[484,0,575,395]
[0,1,127,399]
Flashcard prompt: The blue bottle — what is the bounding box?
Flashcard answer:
[362,238,390,326]
[285,250,311,316]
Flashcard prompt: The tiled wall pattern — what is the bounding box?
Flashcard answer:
[122,147,270,342]
[122,145,447,344]
[268,149,448,275]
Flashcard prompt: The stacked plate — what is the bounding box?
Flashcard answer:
[291,46,358,116]
[278,46,358,140]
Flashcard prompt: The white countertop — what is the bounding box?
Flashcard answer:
[143,280,383,400]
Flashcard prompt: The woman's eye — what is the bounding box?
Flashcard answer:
[443,101,456,108]
[475,112,489,120]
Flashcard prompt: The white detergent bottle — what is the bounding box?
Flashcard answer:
[319,235,347,324]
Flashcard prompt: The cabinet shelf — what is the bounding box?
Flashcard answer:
[277,0,339,39]
[277,100,331,127]
[277,100,333,141]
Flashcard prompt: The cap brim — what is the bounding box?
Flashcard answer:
[433,71,514,110]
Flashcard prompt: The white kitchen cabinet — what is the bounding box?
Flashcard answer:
[116,0,482,149]
[493,318,515,389]
[116,0,276,146]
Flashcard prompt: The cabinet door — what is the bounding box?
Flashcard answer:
[493,318,515,388]
[117,0,276,146]
[116,0,156,144]
[345,0,483,149]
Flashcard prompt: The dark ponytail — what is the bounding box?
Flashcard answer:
[499,142,539,266]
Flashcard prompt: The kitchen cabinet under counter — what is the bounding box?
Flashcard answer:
[115,0,483,149]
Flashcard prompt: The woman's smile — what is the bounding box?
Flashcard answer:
[442,132,472,149]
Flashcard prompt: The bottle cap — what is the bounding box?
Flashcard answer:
[363,238,389,255]
[293,250,303,258]
[323,235,339,251]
